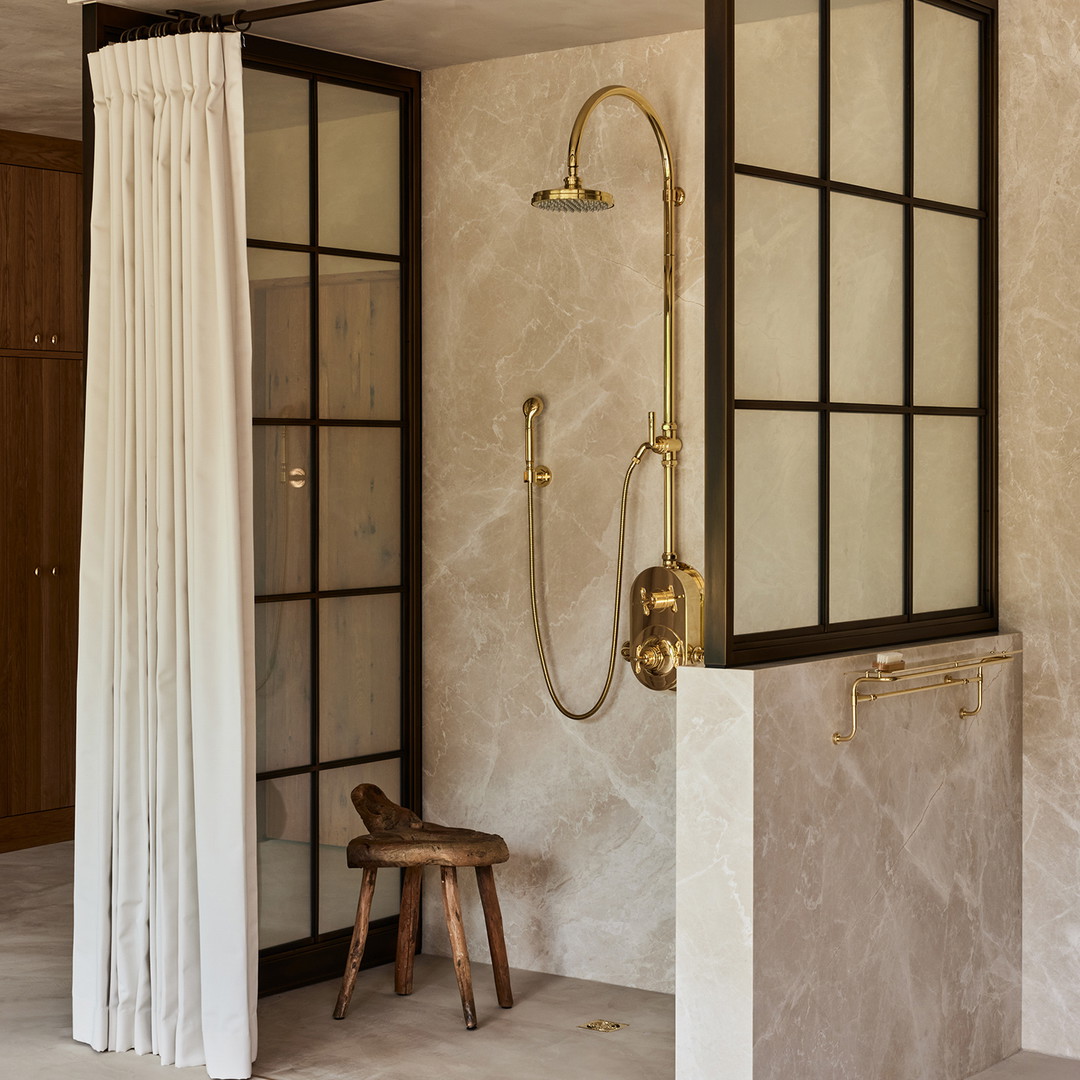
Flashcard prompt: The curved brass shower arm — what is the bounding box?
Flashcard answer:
[565,85,677,197]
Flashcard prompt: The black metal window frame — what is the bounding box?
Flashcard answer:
[704,0,998,667]
[243,40,422,993]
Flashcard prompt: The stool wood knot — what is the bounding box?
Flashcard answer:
[333,784,513,1030]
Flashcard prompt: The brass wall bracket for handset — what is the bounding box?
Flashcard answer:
[522,397,552,486]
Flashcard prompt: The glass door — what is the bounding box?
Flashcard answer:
[243,45,420,993]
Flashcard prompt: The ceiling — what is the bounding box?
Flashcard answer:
[0,0,705,142]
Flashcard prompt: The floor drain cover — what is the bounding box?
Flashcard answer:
[579,1020,629,1032]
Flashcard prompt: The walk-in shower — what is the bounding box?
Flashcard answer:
[523,85,704,719]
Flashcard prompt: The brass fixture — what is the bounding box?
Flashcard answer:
[522,397,551,487]
[579,1020,629,1032]
[834,652,1016,744]
[526,85,705,706]
[524,397,649,720]
[531,86,686,570]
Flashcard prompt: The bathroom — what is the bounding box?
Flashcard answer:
[3,0,1080,1077]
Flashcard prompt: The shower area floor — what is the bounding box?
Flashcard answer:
[2,841,674,1080]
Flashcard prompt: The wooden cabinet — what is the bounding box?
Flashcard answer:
[0,129,83,354]
[0,129,83,852]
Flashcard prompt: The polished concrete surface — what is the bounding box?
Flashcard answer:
[1,841,674,1079]
[970,1053,1080,1079]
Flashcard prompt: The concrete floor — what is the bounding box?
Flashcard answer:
[7,840,1080,1080]
[2,841,674,1080]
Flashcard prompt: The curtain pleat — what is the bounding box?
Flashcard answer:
[73,32,257,1080]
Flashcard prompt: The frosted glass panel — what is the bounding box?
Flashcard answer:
[244,68,309,245]
[914,210,979,407]
[319,427,401,590]
[734,410,819,635]
[250,249,310,419]
[319,256,401,421]
[257,775,310,948]
[829,414,904,623]
[914,2,980,208]
[735,176,819,401]
[253,426,311,595]
[913,416,980,612]
[830,194,903,405]
[256,601,311,772]
[831,0,903,192]
[734,1,819,175]
[319,83,400,255]
[320,593,401,762]
[320,758,402,933]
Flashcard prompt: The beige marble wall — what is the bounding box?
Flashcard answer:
[420,32,704,992]
[999,0,1080,1058]
[677,635,1022,1080]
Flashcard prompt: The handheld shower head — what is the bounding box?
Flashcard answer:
[523,396,544,419]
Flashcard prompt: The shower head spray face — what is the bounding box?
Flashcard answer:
[531,181,613,212]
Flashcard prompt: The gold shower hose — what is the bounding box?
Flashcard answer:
[527,443,650,720]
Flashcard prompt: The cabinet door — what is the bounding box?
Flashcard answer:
[0,164,83,352]
[38,358,82,809]
[0,357,81,817]
[0,357,45,815]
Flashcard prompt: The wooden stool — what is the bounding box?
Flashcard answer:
[333,784,513,1030]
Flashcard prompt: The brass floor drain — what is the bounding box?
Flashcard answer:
[579,1020,629,1032]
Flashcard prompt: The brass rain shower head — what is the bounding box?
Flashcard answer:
[531,178,613,212]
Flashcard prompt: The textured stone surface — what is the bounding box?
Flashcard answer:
[420,30,705,994]
[998,1,1080,1060]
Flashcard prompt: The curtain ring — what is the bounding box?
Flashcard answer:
[231,9,253,33]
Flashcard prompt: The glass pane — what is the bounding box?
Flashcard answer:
[256,601,311,773]
[914,2,980,208]
[250,249,311,420]
[244,68,309,245]
[829,413,904,623]
[913,416,980,612]
[319,427,401,591]
[320,758,402,934]
[318,82,400,255]
[734,0,819,175]
[257,774,311,948]
[319,255,401,421]
[735,176,819,401]
[734,409,819,635]
[253,425,311,596]
[830,194,903,405]
[914,210,979,407]
[830,0,903,192]
[320,593,401,762]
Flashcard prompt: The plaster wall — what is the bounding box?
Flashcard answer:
[420,30,705,992]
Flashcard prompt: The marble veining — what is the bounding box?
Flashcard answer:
[420,31,704,994]
[999,0,1080,1059]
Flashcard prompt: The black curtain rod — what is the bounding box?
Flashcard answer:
[119,0,385,41]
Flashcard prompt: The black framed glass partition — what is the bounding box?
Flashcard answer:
[705,0,998,665]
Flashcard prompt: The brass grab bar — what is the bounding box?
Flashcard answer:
[834,652,1016,745]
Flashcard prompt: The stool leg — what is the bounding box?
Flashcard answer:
[395,866,423,995]
[334,866,378,1020]
[440,865,477,1030]
[475,865,513,1008]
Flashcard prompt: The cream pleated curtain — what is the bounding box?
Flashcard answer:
[73,32,257,1080]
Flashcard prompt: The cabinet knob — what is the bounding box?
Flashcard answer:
[51,566,59,576]
[33,334,41,344]
[34,566,41,577]
[50,334,58,345]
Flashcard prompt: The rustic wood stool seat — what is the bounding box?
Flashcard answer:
[333,784,512,1030]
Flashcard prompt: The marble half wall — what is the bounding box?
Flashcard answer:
[677,634,1022,1080]
[999,0,1080,1059]
[420,32,705,992]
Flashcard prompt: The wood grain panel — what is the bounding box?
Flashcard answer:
[0,357,45,817]
[0,129,81,172]
[0,806,74,853]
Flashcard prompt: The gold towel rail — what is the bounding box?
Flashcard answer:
[834,652,1015,745]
